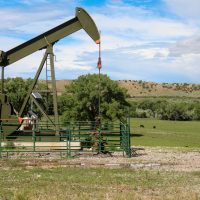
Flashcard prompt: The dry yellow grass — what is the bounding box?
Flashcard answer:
[51,79,200,97]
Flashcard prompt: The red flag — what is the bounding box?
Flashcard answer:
[97,40,102,69]
[97,57,102,69]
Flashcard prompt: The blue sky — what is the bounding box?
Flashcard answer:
[0,0,200,83]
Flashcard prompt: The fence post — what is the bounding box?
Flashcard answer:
[66,129,68,158]
[69,128,71,158]
[66,125,71,158]
[120,123,122,148]
[126,123,131,158]
[128,107,131,157]
[0,122,2,158]
[33,123,36,152]
[98,126,103,154]
[120,123,124,156]
[78,121,80,140]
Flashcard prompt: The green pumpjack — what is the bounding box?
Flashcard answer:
[0,7,100,136]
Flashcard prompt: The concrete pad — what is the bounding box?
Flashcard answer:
[2,141,81,150]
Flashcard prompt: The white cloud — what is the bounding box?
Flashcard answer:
[169,37,200,56]
[5,50,44,78]
[95,14,198,40]
[0,37,24,51]
[79,40,200,83]
[0,1,77,35]
[124,47,169,59]
[2,32,99,79]
[1,0,200,83]
[164,0,200,22]
[165,53,200,82]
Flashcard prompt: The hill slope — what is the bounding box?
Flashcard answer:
[54,80,200,98]
[118,80,200,98]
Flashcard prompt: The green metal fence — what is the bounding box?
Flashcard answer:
[0,121,131,158]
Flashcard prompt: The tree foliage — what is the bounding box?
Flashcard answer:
[3,77,33,110]
[1,77,48,114]
[129,98,200,121]
[59,74,129,122]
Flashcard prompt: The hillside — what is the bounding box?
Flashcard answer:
[54,80,200,98]
[118,80,200,98]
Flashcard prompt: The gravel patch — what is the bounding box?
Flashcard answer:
[0,147,199,172]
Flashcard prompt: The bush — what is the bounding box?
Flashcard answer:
[129,98,200,121]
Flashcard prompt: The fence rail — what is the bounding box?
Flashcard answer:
[0,120,131,158]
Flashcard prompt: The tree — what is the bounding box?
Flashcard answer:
[1,77,48,115]
[60,74,129,122]
[3,77,33,110]
[193,103,200,120]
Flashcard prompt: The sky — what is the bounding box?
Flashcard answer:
[0,0,200,83]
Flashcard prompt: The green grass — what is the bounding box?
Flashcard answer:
[0,166,199,200]
[130,118,200,148]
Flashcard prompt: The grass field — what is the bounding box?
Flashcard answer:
[0,118,199,200]
[130,118,200,148]
[0,166,199,200]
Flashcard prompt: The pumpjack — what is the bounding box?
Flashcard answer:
[0,7,100,135]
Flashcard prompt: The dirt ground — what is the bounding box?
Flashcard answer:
[0,147,199,172]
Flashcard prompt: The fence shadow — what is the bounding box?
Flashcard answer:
[130,133,143,137]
